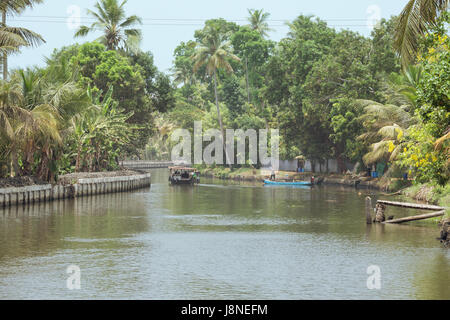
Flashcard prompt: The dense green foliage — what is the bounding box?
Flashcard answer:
[166,10,448,185]
[0,0,174,180]
[0,0,448,189]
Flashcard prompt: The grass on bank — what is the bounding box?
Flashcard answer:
[402,183,450,208]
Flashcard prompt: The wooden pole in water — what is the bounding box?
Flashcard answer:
[374,203,386,223]
[365,197,372,224]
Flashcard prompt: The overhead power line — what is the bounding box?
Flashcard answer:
[8,17,373,28]
[10,21,370,27]
[18,15,371,22]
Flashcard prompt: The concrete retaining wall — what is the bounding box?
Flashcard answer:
[278,160,299,172]
[276,159,355,173]
[0,173,151,208]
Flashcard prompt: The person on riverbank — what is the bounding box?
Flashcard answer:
[270,169,276,181]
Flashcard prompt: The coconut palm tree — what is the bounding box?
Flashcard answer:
[357,100,415,165]
[394,0,448,67]
[143,114,175,160]
[192,25,241,166]
[362,124,406,166]
[0,0,45,80]
[74,0,142,53]
[0,28,25,64]
[386,64,423,108]
[0,0,43,12]
[0,65,93,180]
[245,9,271,103]
[0,77,61,179]
[172,64,197,87]
[247,9,272,38]
[0,78,24,175]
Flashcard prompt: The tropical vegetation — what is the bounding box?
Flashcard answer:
[0,0,448,197]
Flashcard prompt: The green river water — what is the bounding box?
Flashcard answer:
[0,168,448,299]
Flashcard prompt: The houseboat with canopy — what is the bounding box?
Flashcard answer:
[169,167,200,185]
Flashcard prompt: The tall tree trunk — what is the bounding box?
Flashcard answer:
[2,11,7,81]
[337,155,345,174]
[75,142,82,172]
[10,147,20,177]
[213,70,232,167]
[245,56,250,104]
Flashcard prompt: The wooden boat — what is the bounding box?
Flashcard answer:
[264,180,312,186]
[169,167,200,185]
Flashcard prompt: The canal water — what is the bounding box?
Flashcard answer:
[0,168,448,299]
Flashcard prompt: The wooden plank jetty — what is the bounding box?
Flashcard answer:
[366,197,447,224]
[376,200,444,212]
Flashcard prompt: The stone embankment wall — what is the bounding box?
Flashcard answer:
[0,173,151,208]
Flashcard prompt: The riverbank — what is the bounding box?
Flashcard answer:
[197,166,450,220]
[197,166,382,188]
[399,184,450,223]
[401,184,450,208]
[0,170,151,208]
[0,176,48,188]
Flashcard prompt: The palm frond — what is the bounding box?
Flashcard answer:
[0,0,43,15]
[74,25,92,38]
[363,140,393,165]
[86,8,107,25]
[394,0,448,67]
[0,27,27,47]
[378,124,403,140]
[435,129,450,150]
[1,26,45,47]
[120,15,142,28]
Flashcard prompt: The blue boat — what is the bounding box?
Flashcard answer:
[264,180,312,186]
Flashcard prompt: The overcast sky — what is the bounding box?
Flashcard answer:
[8,0,408,73]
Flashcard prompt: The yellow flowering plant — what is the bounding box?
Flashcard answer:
[396,124,447,185]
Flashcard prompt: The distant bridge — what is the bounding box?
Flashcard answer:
[120,160,174,170]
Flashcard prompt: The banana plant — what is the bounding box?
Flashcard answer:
[70,86,138,172]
